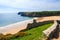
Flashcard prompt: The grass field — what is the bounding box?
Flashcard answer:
[11,23,53,40]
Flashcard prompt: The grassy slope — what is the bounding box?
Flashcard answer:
[11,23,53,40]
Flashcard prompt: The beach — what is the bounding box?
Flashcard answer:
[0,16,60,35]
[0,19,33,35]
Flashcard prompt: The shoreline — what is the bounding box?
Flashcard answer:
[0,16,60,35]
[0,19,34,35]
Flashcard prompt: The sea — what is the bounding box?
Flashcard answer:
[0,13,31,27]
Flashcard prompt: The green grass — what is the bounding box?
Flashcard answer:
[11,23,53,40]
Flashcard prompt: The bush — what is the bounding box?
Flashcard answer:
[0,33,12,40]
[13,32,26,38]
[5,33,13,39]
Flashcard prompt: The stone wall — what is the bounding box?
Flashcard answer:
[20,20,53,32]
[42,21,59,40]
[47,24,59,40]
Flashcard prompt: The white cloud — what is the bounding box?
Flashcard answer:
[0,0,60,13]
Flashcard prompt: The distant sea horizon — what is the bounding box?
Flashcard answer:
[0,13,31,27]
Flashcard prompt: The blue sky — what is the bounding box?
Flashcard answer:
[0,0,60,13]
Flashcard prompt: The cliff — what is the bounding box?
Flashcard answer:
[18,11,60,17]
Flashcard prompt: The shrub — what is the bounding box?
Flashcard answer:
[0,33,12,40]
[14,32,26,38]
[5,33,13,39]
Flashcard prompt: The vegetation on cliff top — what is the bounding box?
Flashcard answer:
[18,11,60,17]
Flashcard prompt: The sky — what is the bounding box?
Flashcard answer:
[0,0,60,13]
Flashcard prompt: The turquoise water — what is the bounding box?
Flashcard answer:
[0,13,30,27]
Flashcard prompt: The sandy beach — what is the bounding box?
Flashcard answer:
[0,19,33,35]
[0,16,60,35]
[35,16,60,22]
